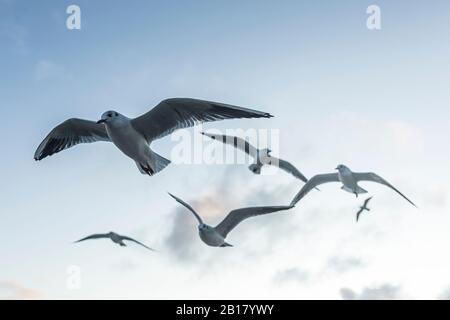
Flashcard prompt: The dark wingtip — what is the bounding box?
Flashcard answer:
[265,113,274,118]
[167,192,176,199]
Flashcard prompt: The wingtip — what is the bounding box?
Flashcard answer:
[167,192,177,200]
[266,113,274,118]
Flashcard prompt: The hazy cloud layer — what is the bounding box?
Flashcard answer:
[164,167,297,264]
[340,284,402,300]
[273,267,310,284]
[0,281,44,300]
[325,256,364,274]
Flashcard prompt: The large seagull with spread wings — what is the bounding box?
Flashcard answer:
[34,98,272,175]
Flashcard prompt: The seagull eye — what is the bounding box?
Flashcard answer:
[108,114,112,117]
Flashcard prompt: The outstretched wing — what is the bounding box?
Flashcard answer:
[34,118,110,160]
[215,205,293,238]
[131,98,273,142]
[290,173,340,206]
[354,172,417,207]
[201,132,258,158]
[363,196,373,208]
[271,157,308,183]
[74,234,109,243]
[121,236,155,251]
[356,208,364,222]
[168,193,204,224]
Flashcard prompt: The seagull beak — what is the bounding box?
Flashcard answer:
[96,119,106,124]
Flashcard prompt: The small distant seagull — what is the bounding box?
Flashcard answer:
[201,132,310,182]
[356,196,373,222]
[35,98,272,176]
[168,193,293,247]
[291,164,416,207]
[74,232,155,251]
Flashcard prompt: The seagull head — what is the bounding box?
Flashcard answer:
[198,223,208,231]
[97,111,123,124]
[335,164,350,172]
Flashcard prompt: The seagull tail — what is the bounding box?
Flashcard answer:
[136,151,171,176]
[220,242,233,247]
[249,163,263,175]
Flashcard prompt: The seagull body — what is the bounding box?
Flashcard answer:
[168,193,293,247]
[74,231,155,251]
[356,196,373,222]
[35,98,273,176]
[291,164,416,207]
[201,132,309,182]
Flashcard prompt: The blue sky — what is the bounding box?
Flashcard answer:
[1,0,450,299]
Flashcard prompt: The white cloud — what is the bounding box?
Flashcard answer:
[340,284,402,300]
[273,268,310,284]
[0,281,44,300]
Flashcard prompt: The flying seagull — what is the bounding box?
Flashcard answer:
[356,196,373,222]
[34,98,273,176]
[74,231,155,251]
[290,164,416,207]
[201,132,310,182]
[168,193,293,247]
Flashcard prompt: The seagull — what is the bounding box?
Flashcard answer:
[168,193,293,247]
[34,98,273,176]
[291,164,416,207]
[201,132,310,182]
[356,196,373,222]
[74,231,155,251]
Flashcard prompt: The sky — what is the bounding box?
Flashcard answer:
[1,0,450,299]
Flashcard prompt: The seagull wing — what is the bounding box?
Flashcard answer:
[354,172,417,207]
[131,98,273,142]
[34,118,110,160]
[363,196,373,208]
[168,193,204,224]
[356,208,364,222]
[290,173,340,206]
[201,132,258,158]
[269,157,308,183]
[215,205,293,238]
[120,236,155,251]
[74,233,110,243]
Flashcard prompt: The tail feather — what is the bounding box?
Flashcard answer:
[248,163,263,175]
[151,151,171,173]
[136,151,171,176]
[220,242,233,247]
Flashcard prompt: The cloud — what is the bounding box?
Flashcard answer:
[437,287,450,300]
[423,186,448,209]
[340,284,402,300]
[0,281,44,300]
[325,256,364,274]
[164,167,297,265]
[273,268,310,285]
